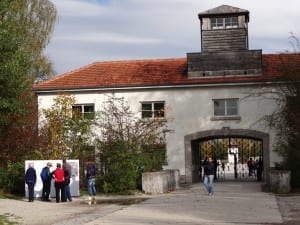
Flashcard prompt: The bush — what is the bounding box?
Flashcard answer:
[0,161,25,195]
[97,141,166,193]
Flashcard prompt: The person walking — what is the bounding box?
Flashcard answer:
[40,162,53,201]
[203,156,215,196]
[52,163,66,203]
[25,163,37,202]
[63,159,72,201]
[247,158,255,177]
[256,157,264,181]
[86,162,96,203]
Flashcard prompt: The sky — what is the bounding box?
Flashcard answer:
[46,0,300,75]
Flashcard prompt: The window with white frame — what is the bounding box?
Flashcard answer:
[141,102,165,118]
[225,17,238,28]
[211,17,224,29]
[213,99,238,116]
[211,16,238,29]
[72,104,95,119]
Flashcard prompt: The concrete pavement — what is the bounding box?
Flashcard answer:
[83,181,282,225]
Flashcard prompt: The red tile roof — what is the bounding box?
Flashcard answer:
[33,53,300,92]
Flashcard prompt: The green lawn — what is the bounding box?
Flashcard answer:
[0,214,19,225]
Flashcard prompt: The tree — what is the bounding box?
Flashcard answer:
[259,35,300,188]
[0,0,56,163]
[95,96,170,193]
[0,0,57,145]
[39,94,94,160]
[0,1,57,194]
[1,0,57,81]
[272,52,300,188]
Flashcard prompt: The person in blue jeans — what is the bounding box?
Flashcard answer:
[203,156,215,196]
[63,159,72,201]
[86,162,96,202]
[25,163,37,202]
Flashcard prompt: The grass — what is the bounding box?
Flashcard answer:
[0,189,22,200]
[0,214,19,225]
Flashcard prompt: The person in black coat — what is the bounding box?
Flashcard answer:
[25,163,37,202]
[203,156,215,196]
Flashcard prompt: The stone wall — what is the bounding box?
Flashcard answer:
[142,170,180,194]
[268,169,291,194]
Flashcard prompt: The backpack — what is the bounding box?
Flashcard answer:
[40,167,48,181]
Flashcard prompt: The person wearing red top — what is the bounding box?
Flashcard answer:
[52,163,66,203]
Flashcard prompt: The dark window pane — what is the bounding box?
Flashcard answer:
[142,111,152,118]
[72,106,82,113]
[154,102,164,117]
[226,99,238,115]
[84,105,94,113]
[154,102,164,111]
[142,103,152,111]
[214,100,225,116]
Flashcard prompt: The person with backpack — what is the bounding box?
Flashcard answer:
[40,162,52,201]
[86,162,96,202]
[63,159,72,202]
[25,163,37,202]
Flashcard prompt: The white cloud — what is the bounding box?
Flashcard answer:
[47,0,300,74]
[53,31,162,44]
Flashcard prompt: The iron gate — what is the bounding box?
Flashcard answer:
[193,137,263,181]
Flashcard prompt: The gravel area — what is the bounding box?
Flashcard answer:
[0,197,121,225]
[0,191,299,225]
[276,194,300,225]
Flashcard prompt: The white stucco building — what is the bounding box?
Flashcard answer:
[34,5,299,184]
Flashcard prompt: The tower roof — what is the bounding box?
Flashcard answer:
[198,5,249,19]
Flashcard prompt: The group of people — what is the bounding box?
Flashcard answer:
[247,157,264,181]
[25,160,97,203]
[41,159,73,203]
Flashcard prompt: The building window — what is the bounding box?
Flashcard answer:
[141,102,165,118]
[211,17,238,29]
[213,99,238,116]
[72,104,95,119]
[225,17,238,28]
[211,17,224,29]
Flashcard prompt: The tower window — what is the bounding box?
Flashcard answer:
[211,17,238,29]
[225,17,238,28]
[211,18,224,29]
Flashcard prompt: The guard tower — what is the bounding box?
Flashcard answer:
[187,5,262,77]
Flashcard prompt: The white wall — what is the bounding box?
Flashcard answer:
[37,84,280,177]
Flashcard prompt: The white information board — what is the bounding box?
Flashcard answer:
[25,160,80,198]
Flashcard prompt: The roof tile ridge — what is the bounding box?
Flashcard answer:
[93,57,186,64]
[36,62,99,84]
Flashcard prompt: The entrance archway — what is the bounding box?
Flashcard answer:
[184,128,269,183]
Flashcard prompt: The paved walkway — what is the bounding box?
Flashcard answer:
[83,182,282,225]
[0,182,284,225]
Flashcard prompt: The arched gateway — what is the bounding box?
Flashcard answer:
[184,128,269,183]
